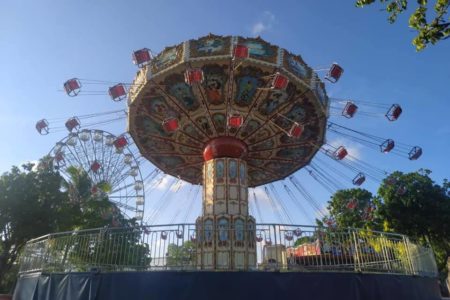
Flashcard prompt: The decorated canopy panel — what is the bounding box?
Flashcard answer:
[128,34,329,187]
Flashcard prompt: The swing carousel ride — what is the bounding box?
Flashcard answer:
[34,34,423,270]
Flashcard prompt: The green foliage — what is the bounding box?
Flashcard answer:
[166,241,196,267]
[0,158,141,292]
[322,170,449,276]
[293,235,315,247]
[377,169,450,272]
[45,228,151,272]
[355,0,449,51]
[320,188,382,230]
[0,161,74,292]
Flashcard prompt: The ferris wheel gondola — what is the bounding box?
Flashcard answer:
[49,129,145,223]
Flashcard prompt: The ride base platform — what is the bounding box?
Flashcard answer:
[13,271,441,300]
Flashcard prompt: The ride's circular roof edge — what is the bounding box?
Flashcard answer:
[127,34,329,187]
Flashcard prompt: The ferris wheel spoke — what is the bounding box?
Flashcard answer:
[109,172,132,192]
[111,181,138,194]
[104,150,124,184]
[111,159,131,184]
[64,145,88,173]
[109,200,136,212]
[101,142,116,183]
[77,139,97,181]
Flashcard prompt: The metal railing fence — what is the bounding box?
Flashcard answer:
[18,223,438,277]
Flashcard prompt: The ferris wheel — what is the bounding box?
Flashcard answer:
[49,129,145,222]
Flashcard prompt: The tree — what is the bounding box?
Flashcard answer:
[293,235,316,247]
[355,0,449,51]
[166,241,196,268]
[0,159,143,292]
[319,188,382,230]
[0,162,75,292]
[61,165,132,230]
[43,164,149,272]
[377,170,450,272]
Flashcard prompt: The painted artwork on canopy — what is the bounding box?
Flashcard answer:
[152,45,182,73]
[203,65,227,105]
[285,103,307,122]
[184,156,203,164]
[312,81,328,108]
[196,116,214,136]
[134,115,172,137]
[264,162,293,173]
[239,37,277,64]
[285,53,310,80]
[128,34,329,187]
[190,35,230,57]
[143,96,172,117]
[168,79,199,111]
[276,147,308,161]
[274,104,306,130]
[239,119,260,139]
[235,76,259,106]
[141,137,175,152]
[155,156,185,169]
[246,128,272,144]
[183,124,204,140]
[178,134,202,148]
[258,89,293,115]
[177,134,203,151]
[250,150,272,159]
[248,169,271,185]
[179,145,198,154]
[247,159,265,167]
[183,166,201,183]
[212,113,226,133]
[249,139,275,151]
[280,125,316,144]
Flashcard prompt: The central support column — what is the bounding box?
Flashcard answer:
[196,137,256,270]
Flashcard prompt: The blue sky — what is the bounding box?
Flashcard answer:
[1,0,449,225]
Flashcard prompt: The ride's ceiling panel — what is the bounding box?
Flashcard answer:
[128,34,329,187]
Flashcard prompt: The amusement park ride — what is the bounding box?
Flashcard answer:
[34,34,423,270]
[16,34,444,300]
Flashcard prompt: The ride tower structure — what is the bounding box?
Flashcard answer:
[198,137,255,269]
